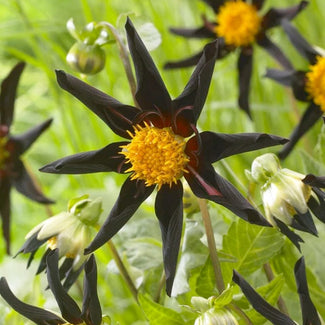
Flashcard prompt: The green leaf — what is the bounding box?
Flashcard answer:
[196,256,216,298]
[222,219,285,283]
[138,294,185,325]
[213,285,234,309]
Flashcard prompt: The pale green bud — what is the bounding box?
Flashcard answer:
[194,308,239,325]
[250,153,280,183]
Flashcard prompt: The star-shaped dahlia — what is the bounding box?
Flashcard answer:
[41,18,287,295]
[266,20,325,159]
[0,62,53,254]
[164,0,308,117]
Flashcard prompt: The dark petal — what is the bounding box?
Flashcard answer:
[257,35,293,70]
[173,40,218,126]
[273,217,303,251]
[292,210,318,236]
[262,1,309,30]
[291,71,309,102]
[264,69,296,87]
[12,161,54,204]
[13,118,53,155]
[59,258,74,281]
[85,178,155,254]
[252,0,265,10]
[303,174,325,188]
[36,248,52,274]
[294,257,321,325]
[40,141,128,174]
[46,249,83,324]
[125,18,172,115]
[15,229,48,257]
[0,277,65,325]
[81,255,102,325]
[155,182,183,296]
[55,70,138,139]
[307,188,325,223]
[185,164,270,226]
[62,262,85,291]
[0,177,11,254]
[201,0,225,13]
[278,103,322,160]
[282,19,319,65]
[232,271,296,325]
[164,51,203,70]
[0,62,25,128]
[169,26,215,39]
[196,131,288,164]
[238,47,253,117]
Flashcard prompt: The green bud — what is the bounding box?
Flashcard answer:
[73,197,102,226]
[66,42,106,74]
[250,153,280,183]
[194,308,239,325]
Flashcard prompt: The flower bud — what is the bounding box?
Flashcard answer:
[66,42,106,74]
[250,153,280,183]
[194,308,239,325]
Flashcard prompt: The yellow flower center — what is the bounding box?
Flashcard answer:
[120,123,189,189]
[0,137,9,170]
[215,0,261,47]
[305,56,325,112]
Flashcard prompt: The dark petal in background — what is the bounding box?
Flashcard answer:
[169,26,215,39]
[0,177,11,254]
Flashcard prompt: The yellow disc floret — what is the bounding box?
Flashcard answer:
[215,0,261,47]
[120,123,189,189]
[305,56,325,112]
[0,137,9,170]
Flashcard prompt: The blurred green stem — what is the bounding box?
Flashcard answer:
[198,198,225,293]
[98,21,139,108]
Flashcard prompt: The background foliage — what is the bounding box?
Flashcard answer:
[0,0,325,324]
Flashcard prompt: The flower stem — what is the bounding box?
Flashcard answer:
[106,240,138,303]
[263,263,289,315]
[98,21,139,109]
[198,198,225,293]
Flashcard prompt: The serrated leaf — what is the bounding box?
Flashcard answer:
[138,294,185,325]
[213,285,234,309]
[196,256,216,298]
[222,219,285,283]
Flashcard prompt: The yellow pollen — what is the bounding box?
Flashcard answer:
[0,137,9,170]
[215,0,261,47]
[305,56,325,112]
[120,123,189,189]
[47,236,57,250]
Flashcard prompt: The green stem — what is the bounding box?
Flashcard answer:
[198,198,225,293]
[98,21,139,109]
[106,240,138,303]
[228,303,253,325]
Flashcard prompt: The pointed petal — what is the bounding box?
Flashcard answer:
[85,178,154,254]
[15,229,48,256]
[46,249,83,324]
[173,40,218,125]
[303,174,325,188]
[169,26,215,39]
[281,19,319,65]
[40,142,128,175]
[58,258,74,281]
[238,48,253,117]
[278,103,322,159]
[81,255,102,325]
[0,277,65,325]
[36,248,52,274]
[0,62,25,127]
[13,119,53,155]
[185,164,270,226]
[201,0,225,13]
[264,69,296,87]
[164,51,203,70]
[55,70,138,139]
[12,161,53,204]
[155,182,183,296]
[294,257,321,325]
[257,35,293,70]
[273,217,303,251]
[252,0,265,10]
[292,210,318,236]
[263,1,309,30]
[194,131,288,164]
[307,188,325,223]
[125,18,172,115]
[232,271,296,325]
[0,177,11,254]
[63,262,85,291]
